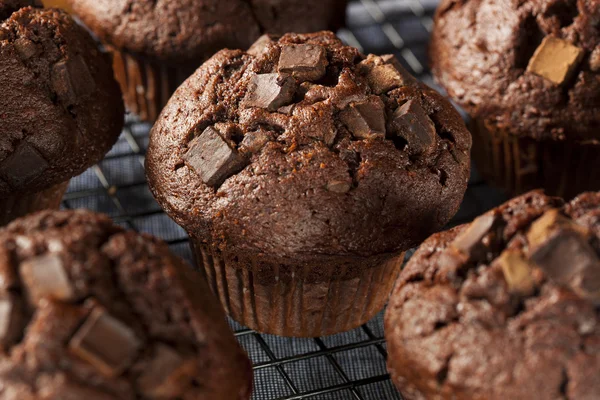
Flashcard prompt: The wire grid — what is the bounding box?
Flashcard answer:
[59,1,509,399]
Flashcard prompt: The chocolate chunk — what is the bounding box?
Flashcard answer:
[278,104,295,115]
[20,253,75,303]
[14,38,38,60]
[497,250,536,296]
[247,34,277,57]
[326,180,351,193]
[367,55,415,94]
[243,73,295,111]
[589,47,600,72]
[340,97,386,139]
[137,344,197,398]
[69,306,140,377]
[183,126,248,187]
[0,142,49,188]
[452,214,498,259]
[390,100,437,154]
[278,44,328,82]
[0,294,23,348]
[51,55,96,106]
[526,37,584,85]
[239,131,270,154]
[527,209,585,249]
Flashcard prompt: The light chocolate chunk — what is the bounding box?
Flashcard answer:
[247,34,277,57]
[327,180,351,193]
[589,47,600,72]
[69,306,141,377]
[527,37,584,85]
[243,73,295,111]
[527,209,586,250]
[183,127,248,187]
[14,38,38,60]
[240,131,270,154]
[0,142,48,188]
[51,55,96,106]
[366,55,415,95]
[20,253,75,303]
[452,213,498,258]
[278,44,328,82]
[0,294,23,347]
[340,97,386,139]
[390,100,437,155]
[497,250,536,296]
[137,344,198,398]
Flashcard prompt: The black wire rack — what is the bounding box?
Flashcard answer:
[59,1,509,399]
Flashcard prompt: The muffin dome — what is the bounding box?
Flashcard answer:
[147,32,472,259]
[431,0,600,141]
[0,4,124,197]
[385,190,600,399]
[0,210,252,399]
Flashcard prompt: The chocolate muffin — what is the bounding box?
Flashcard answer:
[146,32,472,337]
[0,2,124,225]
[385,190,600,399]
[430,0,600,199]
[0,209,252,399]
[66,0,348,122]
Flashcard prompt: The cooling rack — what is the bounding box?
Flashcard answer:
[60,1,509,398]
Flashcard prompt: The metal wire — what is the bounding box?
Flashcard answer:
[60,1,509,399]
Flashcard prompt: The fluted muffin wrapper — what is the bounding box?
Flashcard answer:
[110,49,196,122]
[191,241,405,337]
[470,118,600,199]
[0,180,69,226]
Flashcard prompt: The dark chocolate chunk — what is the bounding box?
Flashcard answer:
[367,55,415,94]
[247,34,277,57]
[278,44,328,82]
[0,294,23,348]
[326,180,351,193]
[243,73,295,111]
[0,142,49,188]
[340,97,386,139]
[452,213,498,259]
[137,344,197,398]
[20,253,75,303]
[278,104,295,115]
[527,37,584,85]
[14,37,38,60]
[69,306,141,377]
[496,250,536,296]
[183,126,248,187]
[390,100,437,155]
[51,55,96,106]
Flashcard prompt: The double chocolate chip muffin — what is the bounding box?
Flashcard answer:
[385,190,600,399]
[66,0,348,121]
[147,32,472,337]
[431,0,600,199]
[0,210,252,399]
[0,1,124,225]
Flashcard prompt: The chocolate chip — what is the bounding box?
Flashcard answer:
[0,142,48,188]
[0,294,23,348]
[240,131,270,154]
[69,306,141,377]
[390,100,437,155]
[527,36,584,85]
[51,55,96,106]
[183,126,248,187]
[20,253,75,303]
[14,38,38,60]
[243,73,295,111]
[367,55,415,94]
[590,47,600,72]
[452,214,499,259]
[247,34,277,57]
[278,44,328,82]
[340,97,386,139]
[327,180,351,193]
[497,250,536,296]
[137,344,197,398]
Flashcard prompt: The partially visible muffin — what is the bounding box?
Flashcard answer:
[385,190,600,399]
[66,0,348,121]
[0,209,252,399]
[147,31,472,337]
[0,2,124,224]
[431,0,600,198]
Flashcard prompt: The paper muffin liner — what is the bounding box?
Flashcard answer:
[191,241,405,337]
[0,180,69,226]
[470,118,600,199]
[110,50,196,122]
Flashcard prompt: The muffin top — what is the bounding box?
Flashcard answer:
[0,210,252,399]
[385,190,600,400]
[0,4,124,197]
[431,0,600,141]
[147,32,472,261]
[67,0,346,63]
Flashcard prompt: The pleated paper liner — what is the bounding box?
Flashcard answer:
[192,241,405,337]
[0,180,69,226]
[470,118,600,200]
[110,49,197,122]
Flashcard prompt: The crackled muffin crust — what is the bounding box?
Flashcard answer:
[431,0,600,141]
[385,190,600,400]
[147,32,472,261]
[0,210,252,399]
[0,3,124,197]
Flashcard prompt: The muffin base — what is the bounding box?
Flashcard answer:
[0,180,69,226]
[110,49,197,122]
[192,242,405,337]
[470,118,600,199]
